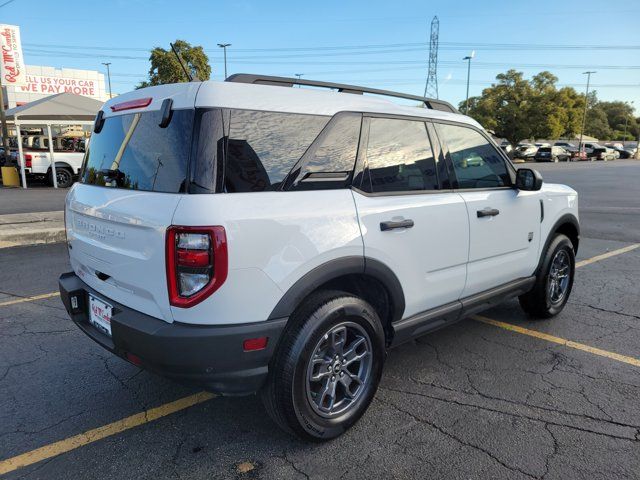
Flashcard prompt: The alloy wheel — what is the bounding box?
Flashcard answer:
[548,250,571,304]
[305,322,372,418]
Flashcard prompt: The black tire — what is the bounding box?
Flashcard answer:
[49,167,74,188]
[260,290,385,441]
[519,234,575,319]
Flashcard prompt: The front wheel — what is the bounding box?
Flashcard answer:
[519,234,575,319]
[260,290,385,441]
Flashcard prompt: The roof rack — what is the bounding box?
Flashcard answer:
[225,74,459,114]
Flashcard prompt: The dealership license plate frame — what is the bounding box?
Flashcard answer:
[89,294,113,337]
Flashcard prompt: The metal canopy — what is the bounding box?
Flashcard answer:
[5,92,103,122]
[5,93,102,189]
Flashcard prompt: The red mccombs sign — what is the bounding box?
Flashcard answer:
[0,24,26,86]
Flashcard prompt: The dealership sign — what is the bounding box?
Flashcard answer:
[0,24,26,86]
[18,75,98,97]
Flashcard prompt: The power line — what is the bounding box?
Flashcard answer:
[23,41,640,53]
[21,49,640,70]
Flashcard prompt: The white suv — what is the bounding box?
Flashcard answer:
[59,75,579,440]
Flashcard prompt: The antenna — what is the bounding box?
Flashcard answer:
[170,42,194,82]
[423,16,439,99]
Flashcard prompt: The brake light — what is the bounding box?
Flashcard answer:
[166,226,228,308]
[24,154,32,168]
[110,97,152,112]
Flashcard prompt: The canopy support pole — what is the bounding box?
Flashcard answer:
[15,119,27,189]
[46,124,57,188]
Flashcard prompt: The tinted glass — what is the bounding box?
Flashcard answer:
[366,118,438,192]
[290,112,361,190]
[189,108,225,194]
[82,109,193,193]
[539,147,551,152]
[436,123,510,189]
[225,110,328,192]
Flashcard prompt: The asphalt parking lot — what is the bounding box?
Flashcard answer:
[1,160,639,479]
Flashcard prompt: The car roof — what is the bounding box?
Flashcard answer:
[102,80,482,129]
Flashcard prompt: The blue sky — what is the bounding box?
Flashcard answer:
[3,0,639,111]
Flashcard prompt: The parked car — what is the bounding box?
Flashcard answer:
[604,142,624,150]
[10,135,86,187]
[58,75,580,441]
[535,146,571,162]
[554,141,578,153]
[499,141,514,157]
[514,143,537,159]
[586,145,616,161]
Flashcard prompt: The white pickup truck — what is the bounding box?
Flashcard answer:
[13,135,85,187]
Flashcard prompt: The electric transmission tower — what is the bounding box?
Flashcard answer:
[423,16,439,99]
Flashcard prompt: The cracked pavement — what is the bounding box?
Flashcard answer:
[1,160,639,479]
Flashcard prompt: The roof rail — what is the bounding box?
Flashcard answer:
[225,73,459,114]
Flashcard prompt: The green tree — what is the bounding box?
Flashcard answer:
[597,101,638,140]
[137,40,211,88]
[462,69,534,145]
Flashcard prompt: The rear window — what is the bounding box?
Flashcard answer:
[538,147,551,152]
[81,109,194,193]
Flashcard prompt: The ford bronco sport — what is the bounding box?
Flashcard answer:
[59,74,579,440]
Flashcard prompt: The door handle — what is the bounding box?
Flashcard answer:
[380,219,414,231]
[477,208,500,218]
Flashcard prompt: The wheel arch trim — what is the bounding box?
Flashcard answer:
[267,256,405,322]
[538,213,580,273]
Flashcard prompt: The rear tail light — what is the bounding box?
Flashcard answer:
[166,226,228,308]
[24,154,32,168]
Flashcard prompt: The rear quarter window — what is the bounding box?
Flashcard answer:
[224,110,329,192]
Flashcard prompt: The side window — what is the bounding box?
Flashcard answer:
[365,118,438,193]
[436,123,510,189]
[224,110,329,193]
[289,112,361,191]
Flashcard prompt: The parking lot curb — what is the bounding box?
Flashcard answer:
[0,211,65,248]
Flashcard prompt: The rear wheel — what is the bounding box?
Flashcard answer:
[519,234,575,319]
[49,167,74,188]
[260,290,385,441]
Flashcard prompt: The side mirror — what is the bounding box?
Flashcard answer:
[516,168,543,191]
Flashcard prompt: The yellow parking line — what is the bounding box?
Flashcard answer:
[0,292,59,307]
[0,391,215,475]
[473,315,640,368]
[575,243,639,268]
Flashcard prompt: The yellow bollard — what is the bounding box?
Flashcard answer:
[1,166,20,187]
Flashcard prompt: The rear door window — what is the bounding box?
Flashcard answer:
[224,110,329,192]
[82,109,194,193]
[365,117,439,193]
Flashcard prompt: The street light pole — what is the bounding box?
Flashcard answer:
[101,62,112,99]
[463,51,475,114]
[623,101,634,143]
[217,43,231,79]
[578,71,596,156]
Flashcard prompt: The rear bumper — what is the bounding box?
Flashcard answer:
[59,272,287,395]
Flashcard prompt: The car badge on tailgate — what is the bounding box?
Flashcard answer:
[76,218,125,240]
